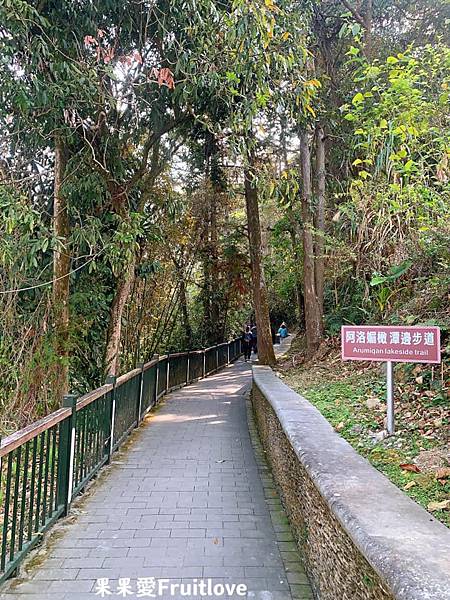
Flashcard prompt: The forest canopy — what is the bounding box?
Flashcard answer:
[0,0,449,430]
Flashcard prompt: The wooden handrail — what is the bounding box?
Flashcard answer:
[143,357,159,372]
[116,367,141,387]
[76,384,113,411]
[0,407,71,458]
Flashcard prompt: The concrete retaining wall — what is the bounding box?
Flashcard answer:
[252,365,450,600]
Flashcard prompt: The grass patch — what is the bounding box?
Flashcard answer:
[282,344,449,527]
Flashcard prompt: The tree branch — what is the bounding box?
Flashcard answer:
[339,0,365,26]
[126,116,185,191]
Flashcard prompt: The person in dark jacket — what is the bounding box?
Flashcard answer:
[250,324,258,355]
[242,326,252,362]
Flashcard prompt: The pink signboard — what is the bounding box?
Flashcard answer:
[341,326,441,364]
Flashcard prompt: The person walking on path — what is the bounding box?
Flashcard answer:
[251,323,258,355]
[242,325,253,362]
[278,322,288,339]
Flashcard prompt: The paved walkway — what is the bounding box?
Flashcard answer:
[1,359,312,600]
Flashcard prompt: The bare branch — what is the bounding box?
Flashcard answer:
[339,0,365,26]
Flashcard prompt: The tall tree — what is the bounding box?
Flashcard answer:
[52,137,70,398]
[300,130,323,356]
[314,125,326,319]
[244,159,276,366]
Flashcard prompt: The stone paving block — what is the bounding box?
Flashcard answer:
[183,553,224,567]
[290,584,315,599]
[102,556,145,569]
[32,569,80,581]
[1,582,59,595]
[280,551,300,563]
[286,571,310,585]
[203,566,245,578]
[57,538,100,549]
[75,568,117,580]
[159,507,191,515]
[99,528,136,538]
[268,577,291,591]
[50,547,87,559]
[88,546,129,558]
[152,520,188,529]
[134,528,170,538]
[0,595,61,600]
[245,567,286,579]
[149,537,189,548]
[61,558,103,569]
[240,577,271,591]
[48,580,95,593]
[143,554,182,567]
[169,528,206,538]
[110,537,151,547]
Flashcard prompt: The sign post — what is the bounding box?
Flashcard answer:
[386,361,394,435]
[341,326,441,436]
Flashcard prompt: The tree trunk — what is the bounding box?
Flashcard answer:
[179,279,192,348]
[176,266,193,349]
[105,256,136,376]
[53,136,70,403]
[209,186,221,342]
[281,114,305,328]
[244,164,276,366]
[364,0,373,58]
[300,130,323,357]
[314,125,326,319]
[289,229,306,329]
[201,184,223,344]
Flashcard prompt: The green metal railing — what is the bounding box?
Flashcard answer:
[0,338,242,582]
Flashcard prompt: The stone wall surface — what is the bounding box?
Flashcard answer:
[252,365,450,600]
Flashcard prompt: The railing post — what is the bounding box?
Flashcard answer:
[57,394,77,516]
[166,353,170,392]
[202,349,206,378]
[216,346,219,372]
[153,355,159,405]
[136,362,145,427]
[106,375,117,462]
[227,342,230,365]
[186,351,190,385]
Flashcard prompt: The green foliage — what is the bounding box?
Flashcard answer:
[0,186,51,273]
[328,40,450,325]
[344,44,449,189]
[1,0,449,434]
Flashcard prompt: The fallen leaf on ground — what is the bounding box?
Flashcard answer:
[399,463,421,473]
[335,421,345,431]
[435,467,450,480]
[403,481,417,490]
[427,500,450,512]
[366,396,380,409]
